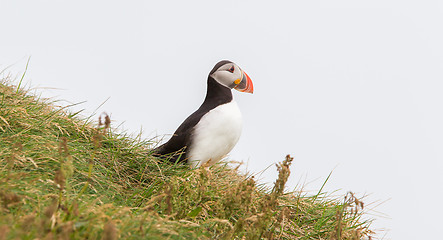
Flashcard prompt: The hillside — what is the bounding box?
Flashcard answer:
[0,77,373,239]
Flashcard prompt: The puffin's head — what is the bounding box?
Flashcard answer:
[209,60,254,93]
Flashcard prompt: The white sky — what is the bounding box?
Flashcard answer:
[2,1,443,239]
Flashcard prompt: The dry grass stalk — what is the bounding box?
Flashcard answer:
[102,220,117,240]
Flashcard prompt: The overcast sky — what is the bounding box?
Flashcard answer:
[2,1,443,239]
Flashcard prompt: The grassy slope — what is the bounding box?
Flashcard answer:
[0,77,373,239]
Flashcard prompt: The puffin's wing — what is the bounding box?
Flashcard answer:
[153,110,206,163]
[153,128,190,162]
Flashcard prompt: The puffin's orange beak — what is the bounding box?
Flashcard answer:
[234,71,254,93]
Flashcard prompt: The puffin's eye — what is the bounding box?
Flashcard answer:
[228,66,235,73]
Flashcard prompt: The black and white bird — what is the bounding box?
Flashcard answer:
[154,60,253,168]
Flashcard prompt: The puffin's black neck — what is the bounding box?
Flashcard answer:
[202,76,233,108]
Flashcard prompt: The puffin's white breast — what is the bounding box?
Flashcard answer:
[188,100,242,168]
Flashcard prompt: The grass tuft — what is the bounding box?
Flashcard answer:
[0,76,375,239]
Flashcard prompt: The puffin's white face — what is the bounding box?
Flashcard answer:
[210,62,254,93]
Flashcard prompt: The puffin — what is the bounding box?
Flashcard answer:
[154,60,253,168]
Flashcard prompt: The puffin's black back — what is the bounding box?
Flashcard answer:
[154,60,234,163]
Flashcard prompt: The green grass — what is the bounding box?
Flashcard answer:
[0,76,374,239]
